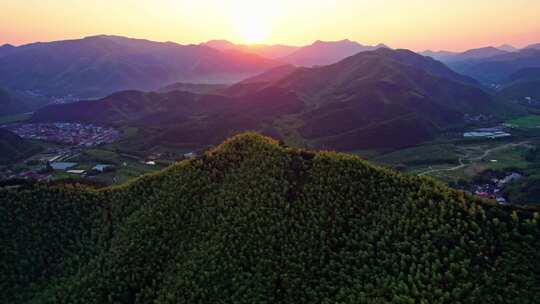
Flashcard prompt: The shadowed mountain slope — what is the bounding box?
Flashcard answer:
[0,128,42,164]
[32,49,508,150]
[448,49,540,83]
[0,35,281,97]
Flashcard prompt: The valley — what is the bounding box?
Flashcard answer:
[365,117,540,205]
[0,123,196,185]
[2,43,540,206]
[4,105,540,205]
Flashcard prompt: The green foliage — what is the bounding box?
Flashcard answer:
[507,115,540,129]
[373,144,461,167]
[504,174,540,204]
[2,133,539,303]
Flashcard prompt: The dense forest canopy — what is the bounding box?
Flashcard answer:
[1,133,539,303]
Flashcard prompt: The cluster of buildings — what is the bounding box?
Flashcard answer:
[5,123,120,146]
[464,113,494,123]
[142,151,197,166]
[48,95,81,105]
[1,169,50,181]
[5,160,117,181]
[470,172,523,205]
[464,126,511,139]
[520,96,540,107]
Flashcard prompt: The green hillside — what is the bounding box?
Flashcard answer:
[0,128,42,164]
[2,133,539,303]
[0,86,49,116]
[498,80,540,102]
[0,87,29,116]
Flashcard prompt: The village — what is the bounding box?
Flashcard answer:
[468,172,523,205]
[463,125,511,139]
[3,122,120,146]
[1,133,199,184]
[520,96,540,107]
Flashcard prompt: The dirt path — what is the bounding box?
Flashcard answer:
[418,141,529,176]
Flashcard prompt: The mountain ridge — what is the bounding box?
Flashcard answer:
[449,48,540,83]
[31,48,507,151]
[0,35,282,98]
[0,128,43,164]
[279,39,389,67]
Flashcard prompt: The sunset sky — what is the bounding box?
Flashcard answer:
[1,0,539,51]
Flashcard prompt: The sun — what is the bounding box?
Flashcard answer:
[238,17,271,44]
[229,0,279,44]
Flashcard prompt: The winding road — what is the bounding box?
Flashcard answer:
[418,141,529,176]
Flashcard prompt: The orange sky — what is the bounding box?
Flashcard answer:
[1,0,539,51]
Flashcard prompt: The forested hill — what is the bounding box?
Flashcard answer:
[2,133,539,303]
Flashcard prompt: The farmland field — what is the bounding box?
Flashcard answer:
[0,113,32,124]
[507,115,540,129]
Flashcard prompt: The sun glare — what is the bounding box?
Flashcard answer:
[229,0,280,44]
[238,17,270,44]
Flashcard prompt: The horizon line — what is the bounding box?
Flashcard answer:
[1,33,537,53]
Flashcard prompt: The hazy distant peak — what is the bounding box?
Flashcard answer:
[200,39,237,50]
[312,39,359,46]
[281,39,392,66]
[83,34,128,41]
[375,48,414,56]
[457,46,509,59]
[497,44,518,52]
[525,42,540,50]
[0,44,16,56]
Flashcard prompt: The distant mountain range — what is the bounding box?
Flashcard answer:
[200,40,300,59]
[32,48,509,151]
[278,39,389,67]
[0,36,391,102]
[421,44,540,84]
[497,44,519,52]
[525,43,540,50]
[201,39,389,67]
[2,35,539,120]
[0,35,281,98]
[1,34,538,102]
[449,49,540,84]
[422,46,511,62]
[0,44,16,56]
[496,67,540,102]
[159,82,228,95]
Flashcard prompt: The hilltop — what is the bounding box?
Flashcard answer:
[2,133,539,303]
